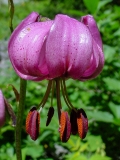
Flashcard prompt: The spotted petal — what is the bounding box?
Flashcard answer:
[81,15,103,49]
[8,12,53,81]
[80,15,104,80]
[46,14,93,80]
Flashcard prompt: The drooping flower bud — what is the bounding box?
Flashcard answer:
[70,109,78,135]
[26,107,40,140]
[46,107,54,126]
[77,108,88,139]
[0,90,5,127]
[59,111,71,142]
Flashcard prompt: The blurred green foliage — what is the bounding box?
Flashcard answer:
[0,0,120,160]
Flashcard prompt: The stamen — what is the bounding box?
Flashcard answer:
[60,79,71,110]
[51,80,55,107]
[61,78,77,112]
[37,80,52,109]
[55,78,62,122]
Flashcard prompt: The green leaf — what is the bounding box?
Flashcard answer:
[83,0,99,14]
[109,102,120,119]
[97,0,112,11]
[103,77,120,91]
[87,110,114,123]
[65,152,87,160]
[90,154,112,160]
[103,45,116,63]
[26,145,44,158]
[87,135,103,152]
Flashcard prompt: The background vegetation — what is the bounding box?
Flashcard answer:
[0,0,120,160]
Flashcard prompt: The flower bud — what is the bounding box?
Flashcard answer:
[77,108,88,139]
[0,90,5,127]
[26,107,40,140]
[59,111,71,142]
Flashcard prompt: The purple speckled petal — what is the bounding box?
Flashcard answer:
[81,15,103,49]
[81,40,104,80]
[0,90,5,127]
[46,14,93,79]
[8,12,53,80]
[8,12,40,51]
[80,15,104,80]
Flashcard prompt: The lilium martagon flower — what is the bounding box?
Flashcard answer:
[8,12,104,142]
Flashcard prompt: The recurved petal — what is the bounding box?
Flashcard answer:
[8,18,53,80]
[8,12,39,80]
[77,109,88,139]
[81,40,104,80]
[8,12,40,45]
[46,14,93,79]
[0,90,5,127]
[8,12,40,53]
[81,15,103,49]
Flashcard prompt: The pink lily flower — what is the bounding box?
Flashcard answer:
[8,12,104,141]
[8,12,104,81]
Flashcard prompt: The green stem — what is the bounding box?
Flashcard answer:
[15,78,27,160]
[8,0,14,33]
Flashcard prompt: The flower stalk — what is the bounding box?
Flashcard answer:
[8,0,14,33]
[8,1,26,159]
[15,79,27,160]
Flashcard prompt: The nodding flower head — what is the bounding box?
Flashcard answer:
[0,90,6,127]
[8,12,104,142]
[8,12,104,81]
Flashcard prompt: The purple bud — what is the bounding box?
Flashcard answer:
[0,90,5,127]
